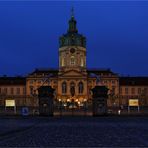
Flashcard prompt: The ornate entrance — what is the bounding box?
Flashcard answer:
[54,97,93,116]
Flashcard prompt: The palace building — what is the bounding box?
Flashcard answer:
[0,11,148,114]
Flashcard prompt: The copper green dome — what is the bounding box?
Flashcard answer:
[59,9,86,48]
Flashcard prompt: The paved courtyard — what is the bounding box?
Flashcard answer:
[0,116,148,147]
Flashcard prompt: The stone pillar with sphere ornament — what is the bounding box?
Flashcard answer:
[38,86,55,116]
[91,86,108,116]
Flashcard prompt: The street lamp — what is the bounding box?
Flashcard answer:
[58,98,62,116]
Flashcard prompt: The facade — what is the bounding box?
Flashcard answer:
[0,12,148,113]
[119,77,148,107]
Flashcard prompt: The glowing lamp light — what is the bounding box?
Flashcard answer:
[63,103,67,107]
[84,99,87,102]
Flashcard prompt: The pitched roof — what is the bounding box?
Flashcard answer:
[119,77,148,86]
[28,68,58,75]
[0,77,26,85]
[29,68,118,77]
[87,68,118,76]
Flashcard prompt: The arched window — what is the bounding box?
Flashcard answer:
[62,82,67,94]
[70,56,75,65]
[78,82,84,94]
[70,82,75,97]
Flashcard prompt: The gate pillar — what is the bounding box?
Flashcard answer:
[91,86,108,116]
[38,86,55,116]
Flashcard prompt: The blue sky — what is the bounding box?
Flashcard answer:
[0,1,148,76]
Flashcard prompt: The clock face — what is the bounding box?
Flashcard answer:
[70,48,75,54]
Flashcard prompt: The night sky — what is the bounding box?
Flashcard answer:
[0,1,148,76]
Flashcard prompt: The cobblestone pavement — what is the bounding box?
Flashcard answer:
[0,116,148,147]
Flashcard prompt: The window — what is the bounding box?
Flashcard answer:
[112,80,115,84]
[70,82,75,96]
[131,88,135,95]
[16,88,20,95]
[23,88,26,95]
[10,88,14,95]
[70,56,75,65]
[30,86,34,95]
[4,88,7,94]
[143,88,147,94]
[125,88,128,95]
[78,82,84,94]
[112,86,115,94]
[138,88,141,95]
[62,82,67,94]
[120,88,122,94]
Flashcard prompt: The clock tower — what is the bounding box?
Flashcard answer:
[57,8,89,102]
[59,8,86,73]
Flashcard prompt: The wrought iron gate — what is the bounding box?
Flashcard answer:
[54,98,93,116]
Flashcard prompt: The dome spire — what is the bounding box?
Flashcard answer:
[68,7,77,33]
[71,6,74,18]
[59,7,86,48]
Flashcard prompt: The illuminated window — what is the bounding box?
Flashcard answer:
[70,56,75,65]
[78,82,84,94]
[62,82,67,94]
